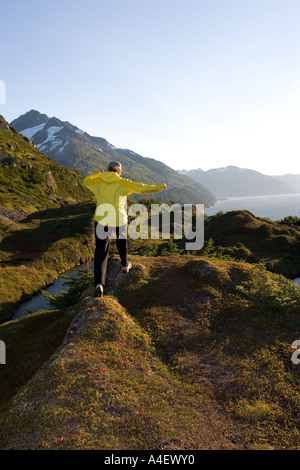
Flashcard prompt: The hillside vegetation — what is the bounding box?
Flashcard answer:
[125,208,300,278]
[204,210,300,278]
[0,115,91,215]
[1,255,300,450]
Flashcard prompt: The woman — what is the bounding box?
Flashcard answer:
[83,161,166,297]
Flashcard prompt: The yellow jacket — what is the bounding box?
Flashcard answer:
[83,171,165,226]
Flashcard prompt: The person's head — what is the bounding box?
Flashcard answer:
[107,161,122,175]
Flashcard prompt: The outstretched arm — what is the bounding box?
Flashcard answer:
[83,171,103,189]
[121,179,167,196]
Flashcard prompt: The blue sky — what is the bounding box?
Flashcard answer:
[1,0,300,174]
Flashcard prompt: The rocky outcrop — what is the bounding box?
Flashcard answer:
[0,115,10,132]
[0,204,26,222]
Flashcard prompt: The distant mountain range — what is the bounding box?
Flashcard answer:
[272,174,300,193]
[179,166,300,198]
[11,110,216,207]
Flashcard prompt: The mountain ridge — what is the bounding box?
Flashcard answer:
[179,165,298,198]
[11,110,216,207]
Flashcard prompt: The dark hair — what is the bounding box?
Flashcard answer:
[108,165,122,175]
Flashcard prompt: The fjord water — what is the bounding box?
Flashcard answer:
[205,193,300,220]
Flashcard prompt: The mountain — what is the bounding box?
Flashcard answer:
[11,110,216,207]
[0,114,91,215]
[272,174,300,193]
[180,166,296,198]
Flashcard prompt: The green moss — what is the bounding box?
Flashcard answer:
[0,307,76,412]
[204,210,300,277]
[0,202,95,323]
[0,296,232,450]
[115,256,300,449]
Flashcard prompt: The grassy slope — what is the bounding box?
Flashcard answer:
[204,210,300,277]
[0,202,95,323]
[0,116,92,213]
[125,208,300,277]
[1,255,300,450]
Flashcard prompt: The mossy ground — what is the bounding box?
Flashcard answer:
[115,255,300,449]
[204,210,300,278]
[1,255,300,449]
[0,294,237,450]
[0,307,76,414]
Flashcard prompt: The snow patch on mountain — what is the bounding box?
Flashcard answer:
[20,123,46,140]
[38,126,64,151]
[59,141,69,152]
[108,143,117,150]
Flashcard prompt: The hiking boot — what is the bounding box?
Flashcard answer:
[95,284,104,297]
[122,262,132,274]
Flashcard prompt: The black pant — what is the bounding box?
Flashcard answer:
[94,222,128,286]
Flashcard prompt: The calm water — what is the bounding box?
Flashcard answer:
[12,261,93,320]
[206,193,300,220]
